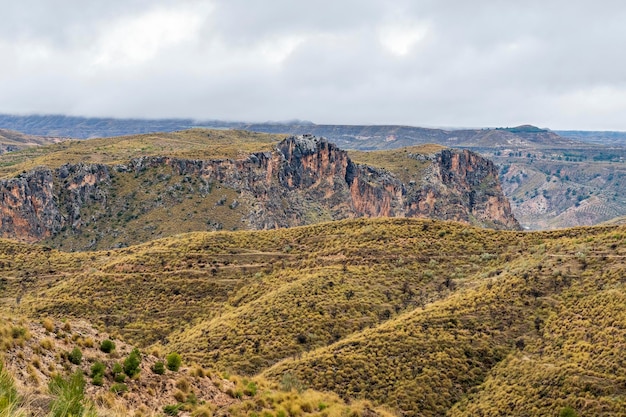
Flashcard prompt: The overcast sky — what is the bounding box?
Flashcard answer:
[2,0,626,130]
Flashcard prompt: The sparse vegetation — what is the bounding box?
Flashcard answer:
[1,218,626,415]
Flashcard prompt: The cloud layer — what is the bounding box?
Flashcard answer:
[2,0,626,130]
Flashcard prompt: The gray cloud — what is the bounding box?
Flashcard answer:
[2,0,626,129]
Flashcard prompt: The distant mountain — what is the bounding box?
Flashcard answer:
[0,115,589,148]
[557,130,626,145]
[0,114,198,138]
[234,123,583,150]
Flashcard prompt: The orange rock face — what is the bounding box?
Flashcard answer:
[0,136,519,247]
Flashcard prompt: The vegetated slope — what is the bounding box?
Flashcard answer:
[0,128,62,154]
[2,218,626,416]
[257,222,626,417]
[493,152,626,229]
[0,315,386,417]
[0,130,518,250]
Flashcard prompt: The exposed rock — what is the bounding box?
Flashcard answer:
[0,136,519,247]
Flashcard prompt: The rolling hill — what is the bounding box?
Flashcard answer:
[0,218,625,416]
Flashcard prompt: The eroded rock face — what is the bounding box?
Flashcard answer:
[0,135,519,246]
[0,169,60,242]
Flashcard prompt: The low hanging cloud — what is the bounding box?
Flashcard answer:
[2,0,626,130]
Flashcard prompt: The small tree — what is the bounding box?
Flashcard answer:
[166,352,182,372]
[123,348,142,377]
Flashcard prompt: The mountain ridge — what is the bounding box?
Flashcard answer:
[0,131,519,250]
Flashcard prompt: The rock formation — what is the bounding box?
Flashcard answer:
[0,135,519,248]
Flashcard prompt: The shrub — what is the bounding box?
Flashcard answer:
[280,373,304,393]
[243,381,258,396]
[560,407,579,417]
[92,374,104,386]
[166,352,182,372]
[42,318,55,332]
[191,405,213,417]
[110,383,128,395]
[112,363,123,375]
[152,361,165,375]
[123,348,141,377]
[164,404,182,416]
[100,339,115,354]
[48,371,87,417]
[112,362,125,382]
[11,327,26,339]
[68,347,82,365]
[90,362,105,378]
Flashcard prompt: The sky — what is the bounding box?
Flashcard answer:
[2,0,626,130]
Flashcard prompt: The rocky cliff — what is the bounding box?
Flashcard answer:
[0,135,519,249]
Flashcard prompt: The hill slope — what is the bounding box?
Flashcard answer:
[1,218,625,416]
[0,130,518,250]
[0,128,62,154]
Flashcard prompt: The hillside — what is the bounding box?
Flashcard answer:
[1,218,625,416]
[0,130,518,250]
[3,115,626,230]
[0,128,62,154]
[0,314,387,417]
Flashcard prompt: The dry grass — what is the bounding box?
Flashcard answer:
[1,218,626,415]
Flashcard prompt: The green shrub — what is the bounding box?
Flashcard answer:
[100,339,115,354]
[112,363,123,375]
[123,348,141,377]
[92,374,104,386]
[163,404,182,416]
[112,362,125,382]
[243,381,257,396]
[152,361,165,375]
[110,383,127,395]
[166,352,182,372]
[68,347,82,365]
[10,327,26,339]
[90,362,105,378]
[48,371,87,417]
[560,407,579,417]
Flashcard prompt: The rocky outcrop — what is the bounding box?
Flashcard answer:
[0,169,60,242]
[0,135,519,247]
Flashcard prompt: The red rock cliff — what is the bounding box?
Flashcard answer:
[0,135,519,247]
